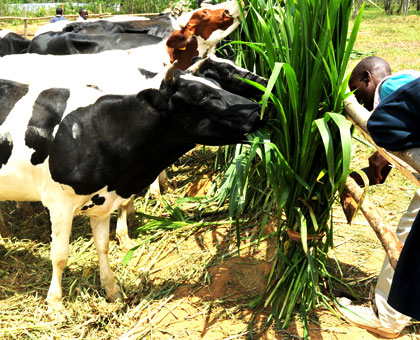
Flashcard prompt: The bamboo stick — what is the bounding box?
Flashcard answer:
[23,5,27,39]
[345,176,402,269]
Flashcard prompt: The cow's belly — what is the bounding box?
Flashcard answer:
[0,162,46,201]
[78,190,127,218]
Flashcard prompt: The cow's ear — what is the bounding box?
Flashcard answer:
[166,30,184,49]
[137,89,169,111]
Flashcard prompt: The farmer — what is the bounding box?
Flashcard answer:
[337,55,420,338]
[50,7,67,23]
[77,8,88,22]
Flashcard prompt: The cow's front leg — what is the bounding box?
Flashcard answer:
[46,209,73,309]
[91,216,122,301]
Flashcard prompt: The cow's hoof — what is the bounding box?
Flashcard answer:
[45,303,67,322]
[118,239,136,252]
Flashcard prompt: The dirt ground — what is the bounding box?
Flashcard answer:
[0,163,419,339]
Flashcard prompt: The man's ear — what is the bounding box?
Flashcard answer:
[362,70,372,85]
[137,89,169,111]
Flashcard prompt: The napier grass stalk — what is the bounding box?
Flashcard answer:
[215,0,363,330]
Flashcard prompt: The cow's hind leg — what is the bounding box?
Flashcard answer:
[91,216,122,301]
[116,198,136,251]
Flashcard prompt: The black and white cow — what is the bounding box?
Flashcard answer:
[27,3,239,65]
[33,0,236,39]
[63,13,178,38]
[0,67,262,309]
[1,2,240,90]
[27,32,163,55]
[0,29,30,56]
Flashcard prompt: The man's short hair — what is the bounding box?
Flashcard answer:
[56,7,63,15]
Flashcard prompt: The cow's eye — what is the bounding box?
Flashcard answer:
[195,92,207,101]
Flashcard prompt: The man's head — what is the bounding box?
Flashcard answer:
[56,7,63,16]
[79,9,88,20]
[349,56,391,111]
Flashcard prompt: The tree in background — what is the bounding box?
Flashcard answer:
[384,0,414,14]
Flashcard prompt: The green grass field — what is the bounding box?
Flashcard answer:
[349,6,420,71]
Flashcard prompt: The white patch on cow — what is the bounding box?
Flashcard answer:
[0,131,12,145]
[104,15,150,22]
[180,73,221,89]
[34,20,69,37]
[0,42,168,94]
[29,126,49,139]
[195,17,240,56]
[0,29,12,38]
[208,53,252,74]
[72,122,82,139]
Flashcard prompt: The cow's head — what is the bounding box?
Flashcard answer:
[183,8,234,40]
[189,55,268,100]
[166,30,199,70]
[137,66,262,146]
[166,1,241,70]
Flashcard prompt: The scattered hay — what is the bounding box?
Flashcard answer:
[0,139,419,339]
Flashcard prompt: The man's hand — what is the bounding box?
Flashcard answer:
[368,151,392,185]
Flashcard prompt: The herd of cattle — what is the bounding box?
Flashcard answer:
[0,1,267,312]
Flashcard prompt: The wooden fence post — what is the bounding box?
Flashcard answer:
[23,5,27,39]
[99,3,103,18]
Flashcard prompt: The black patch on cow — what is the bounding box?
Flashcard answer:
[0,32,30,56]
[48,93,178,198]
[81,203,95,211]
[91,194,105,205]
[138,68,158,79]
[0,79,29,125]
[25,88,70,165]
[28,32,163,55]
[0,132,13,169]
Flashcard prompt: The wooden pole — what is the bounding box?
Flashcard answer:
[345,176,402,269]
[99,3,103,18]
[23,5,27,39]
